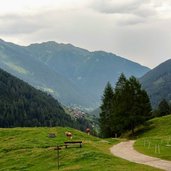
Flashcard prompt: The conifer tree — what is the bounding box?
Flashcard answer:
[158,99,170,116]
[99,82,114,137]
[125,76,152,134]
[111,73,128,134]
[99,73,152,136]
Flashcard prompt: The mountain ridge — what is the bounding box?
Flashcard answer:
[27,40,149,70]
[0,38,150,109]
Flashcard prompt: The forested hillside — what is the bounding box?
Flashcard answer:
[140,59,171,107]
[0,68,91,130]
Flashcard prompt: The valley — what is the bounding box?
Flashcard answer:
[1,1,171,170]
[0,39,171,171]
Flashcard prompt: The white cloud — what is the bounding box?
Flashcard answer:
[0,0,171,68]
[91,0,148,14]
[0,0,89,15]
[91,0,171,25]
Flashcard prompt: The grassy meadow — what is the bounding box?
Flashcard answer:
[134,115,171,161]
[0,127,161,171]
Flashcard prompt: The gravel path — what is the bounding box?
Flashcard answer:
[110,140,171,171]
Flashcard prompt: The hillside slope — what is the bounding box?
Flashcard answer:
[140,59,171,107]
[135,114,171,161]
[0,68,90,130]
[137,115,171,138]
[0,39,149,109]
[0,39,92,108]
[27,41,150,107]
[0,127,160,171]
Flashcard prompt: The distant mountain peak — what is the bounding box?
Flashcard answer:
[0,39,150,109]
[0,38,4,42]
[29,41,58,47]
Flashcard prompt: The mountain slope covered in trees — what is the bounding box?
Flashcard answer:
[140,59,171,107]
[0,39,150,109]
[0,68,91,130]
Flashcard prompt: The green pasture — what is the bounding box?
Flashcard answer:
[0,127,160,171]
[134,115,171,161]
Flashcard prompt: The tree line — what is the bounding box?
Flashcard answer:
[99,73,152,138]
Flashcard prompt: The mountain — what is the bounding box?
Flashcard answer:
[90,108,101,117]
[0,68,92,130]
[0,68,72,127]
[0,39,150,109]
[27,41,150,106]
[140,59,171,107]
[0,39,92,108]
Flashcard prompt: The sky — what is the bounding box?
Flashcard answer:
[0,0,171,68]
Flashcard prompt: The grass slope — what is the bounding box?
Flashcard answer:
[135,115,171,161]
[0,127,160,171]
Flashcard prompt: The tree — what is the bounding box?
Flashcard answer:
[99,74,152,137]
[125,76,152,134]
[111,73,128,135]
[99,82,114,137]
[114,75,148,134]
[158,99,170,116]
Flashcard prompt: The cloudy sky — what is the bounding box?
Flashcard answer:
[0,0,171,68]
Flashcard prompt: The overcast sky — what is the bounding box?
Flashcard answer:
[0,0,171,68]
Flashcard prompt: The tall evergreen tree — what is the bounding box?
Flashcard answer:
[99,82,114,137]
[111,73,128,135]
[125,76,152,134]
[158,99,170,116]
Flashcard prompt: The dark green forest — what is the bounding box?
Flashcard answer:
[0,68,91,131]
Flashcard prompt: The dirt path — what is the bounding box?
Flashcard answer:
[110,140,171,171]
